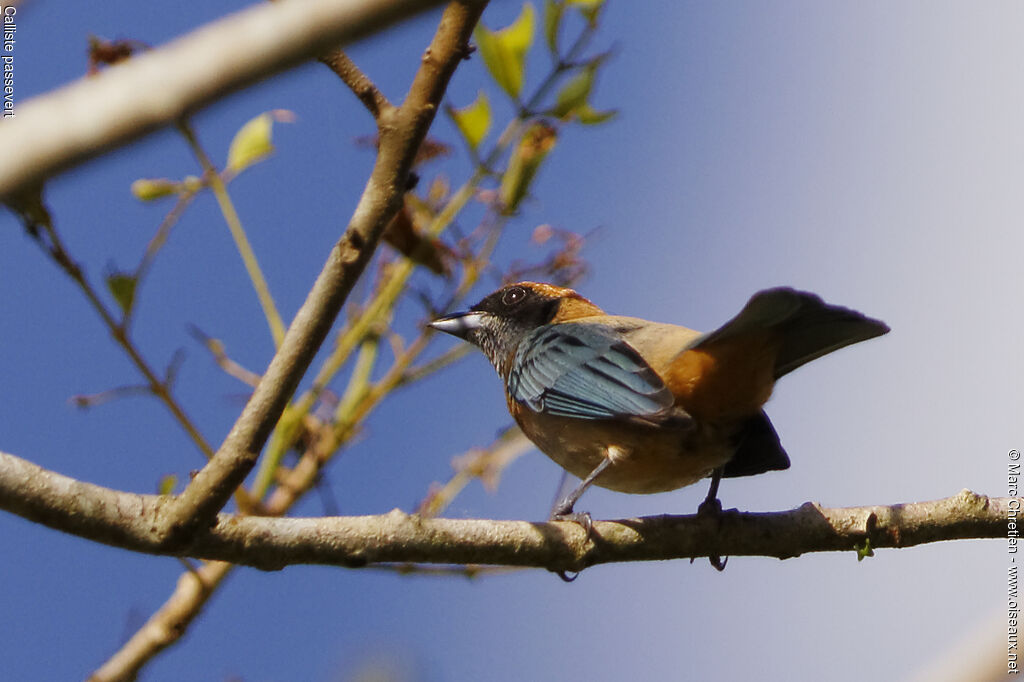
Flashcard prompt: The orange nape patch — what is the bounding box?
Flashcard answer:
[553,295,604,321]
[666,331,781,420]
[513,282,605,321]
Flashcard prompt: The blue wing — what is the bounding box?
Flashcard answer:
[508,323,674,420]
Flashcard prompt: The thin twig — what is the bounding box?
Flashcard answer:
[20,202,217,461]
[126,188,199,330]
[188,325,262,387]
[319,49,391,118]
[177,120,287,348]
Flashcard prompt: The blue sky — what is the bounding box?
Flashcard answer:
[1,1,1021,680]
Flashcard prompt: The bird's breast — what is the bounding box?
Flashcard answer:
[510,404,735,494]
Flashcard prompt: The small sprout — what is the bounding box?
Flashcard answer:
[105,270,138,316]
[130,178,180,202]
[158,474,178,496]
[855,538,875,561]
[181,175,203,193]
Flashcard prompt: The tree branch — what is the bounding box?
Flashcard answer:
[0,0,451,202]
[319,49,391,118]
[152,0,487,546]
[87,560,233,682]
[0,450,1011,572]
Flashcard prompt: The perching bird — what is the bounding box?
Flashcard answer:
[430,282,888,530]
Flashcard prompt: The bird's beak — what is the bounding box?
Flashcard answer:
[429,311,485,339]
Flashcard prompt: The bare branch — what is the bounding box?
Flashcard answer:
[153,1,488,547]
[87,561,233,682]
[188,325,262,388]
[319,49,391,118]
[0,0,451,201]
[0,450,1011,572]
[177,491,1024,571]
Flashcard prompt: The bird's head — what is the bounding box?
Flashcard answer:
[429,282,603,374]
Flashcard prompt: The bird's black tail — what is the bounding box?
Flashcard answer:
[697,287,890,379]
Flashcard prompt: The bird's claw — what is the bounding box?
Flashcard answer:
[692,493,728,571]
[552,510,594,542]
[550,505,593,582]
[554,570,580,583]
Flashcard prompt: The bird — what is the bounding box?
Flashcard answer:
[429,282,889,537]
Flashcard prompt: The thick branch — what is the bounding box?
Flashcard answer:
[0,451,1011,572]
[157,0,487,545]
[0,0,449,201]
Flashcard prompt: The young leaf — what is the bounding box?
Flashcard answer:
[158,474,178,496]
[575,103,617,125]
[543,0,565,55]
[226,110,295,175]
[551,64,596,119]
[106,271,138,316]
[475,3,536,100]
[568,0,605,24]
[500,121,557,214]
[448,91,492,151]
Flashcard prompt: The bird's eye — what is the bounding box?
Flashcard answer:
[501,286,526,307]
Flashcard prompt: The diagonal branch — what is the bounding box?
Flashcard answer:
[0,450,1012,572]
[155,0,488,547]
[0,0,452,202]
[319,49,392,118]
[87,560,233,682]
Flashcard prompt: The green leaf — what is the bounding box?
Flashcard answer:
[130,178,179,201]
[575,103,617,125]
[226,110,295,175]
[475,3,536,100]
[106,271,138,316]
[543,0,565,55]
[500,122,557,214]
[550,60,616,124]
[552,64,596,119]
[448,91,492,151]
[855,538,875,561]
[568,0,604,24]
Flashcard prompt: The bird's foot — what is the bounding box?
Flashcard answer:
[551,509,594,541]
[693,494,728,572]
[697,494,723,518]
[549,503,594,582]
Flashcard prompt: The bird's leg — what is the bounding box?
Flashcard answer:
[549,457,613,583]
[698,467,723,516]
[694,467,728,572]
[551,456,613,539]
